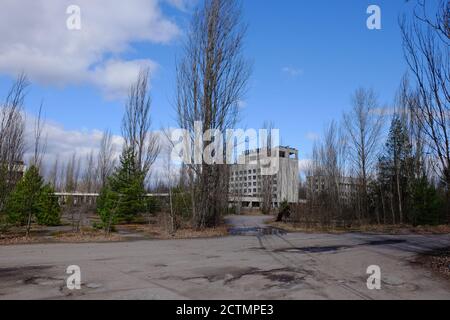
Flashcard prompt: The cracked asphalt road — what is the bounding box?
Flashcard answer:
[0,216,449,300]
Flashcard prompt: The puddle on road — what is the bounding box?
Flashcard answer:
[228,226,287,236]
[275,245,351,254]
[365,239,406,246]
[274,239,408,255]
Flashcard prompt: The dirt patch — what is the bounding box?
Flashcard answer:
[415,247,450,280]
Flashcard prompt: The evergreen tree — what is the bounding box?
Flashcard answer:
[6,166,43,226]
[36,184,61,226]
[96,185,119,233]
[97,148,146,226]
[409,178,443,226]
[378,115,414,224]
[6,166,60,234]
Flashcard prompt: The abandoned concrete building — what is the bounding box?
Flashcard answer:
[229,146,299,209]
[3,160,26,182]
[306,175,360,203]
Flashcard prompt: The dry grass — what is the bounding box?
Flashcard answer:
[416,248,450,280]
[117,223,229,240]
[52,230,123,243]
[0,228,123,246]
[168,225,229,239]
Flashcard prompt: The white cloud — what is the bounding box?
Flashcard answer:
[0,0,181,97]
[166,0,198,12]
[23,114,174,187]
[306,132,319,141]
[282,66,303,77]
[23,116,124,171]
[90,59,159,99]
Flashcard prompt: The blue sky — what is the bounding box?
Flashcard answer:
[0,0,416,165]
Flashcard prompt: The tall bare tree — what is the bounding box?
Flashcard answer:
[122,68,160,182]
[64,153,80,192]
[261,121,275,214]
[307,122,349,224]
[82,150,96,193]
[49,156,59,190]
[343,88,384,221]
[97,129,116,188]
[31,101,47,170]
[400,0,450,190]
[176,0,251,228]
[0,74,28,210]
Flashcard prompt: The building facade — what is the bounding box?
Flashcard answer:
[229,146,299,209]
[306,175,360,203]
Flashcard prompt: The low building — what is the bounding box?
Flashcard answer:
[229,146,299,209]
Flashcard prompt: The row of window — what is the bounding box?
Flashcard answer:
[231,175,278,183]
[232,169,260,175]
[230,190,279,199]
[231,181,278,188]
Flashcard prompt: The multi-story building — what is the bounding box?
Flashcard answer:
[2,160,26,183]
[306,175,360,203]
[229,146,299,209]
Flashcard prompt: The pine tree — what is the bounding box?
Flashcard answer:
[96,185,119,233]
[6,166,43,227]
[6,166,60,234]
[97,148,146,226]
[409,178,443,226]
[36,184,61,226]
[378,115,413,224]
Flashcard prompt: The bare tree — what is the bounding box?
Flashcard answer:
[64,153,80,193]
[31,101,47,170]
[0,74,28,210]
[400,0,450,190]
[122,68,160,182]
[97,129,116,188]
[261,121,275,214]
[49,156,59,190]
[306,122,349,225]
[82,150,96,193]
[176,0,251,228]
[164,141,176,234]
[343,88,384,221]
